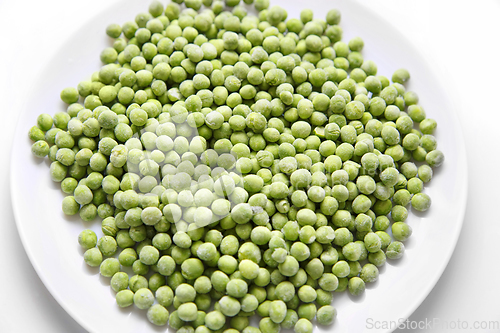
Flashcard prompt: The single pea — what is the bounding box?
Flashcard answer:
[37,114,54,131]
[110,272,129,292]
[386,241,405,259]
[99,258,120,278]
[360,263,379,283]
[316,305,336,325]
[411,192,432,211]
[140,245,160,265]
[407,177,424,194]
[130,276,149,294]
[418,165,433,183]
[83,248,103,267]
[116,290,134,308]
[205,310,226,330]
[348,277,365,296]
[392,222,413,242]
[119,248,137,267]
[178,302,199,321]
[219,296,241,317]
[294,318,313,333]
[78,229,97,250]
[31,140,50,158]
[97,236,117,257]
[134,288,155,310]
[60,87,79,104]
[62,196,80,215]
[147,304,170,326]
[426,150,445,167]
[392,68,410,84]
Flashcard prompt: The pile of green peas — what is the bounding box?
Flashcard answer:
[29,0,444,331]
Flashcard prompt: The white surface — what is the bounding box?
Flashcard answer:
[0,2,499,333]
[8,0,467,332]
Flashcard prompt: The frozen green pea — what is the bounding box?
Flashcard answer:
[368,250,387,267]
[407,105,426,122]
[134,288,155,310]
[251,226,272,245]
[98,236,118,256]
[386,241,405,259]
[342,242,362,261]
[418,165,433,183]
[62,196,80,215]
[392,222,412,242]
[407,177,423,194]
[49,161,68,182]
[348,277,365,296]
[332,260,350,278]
[269,300,287,324]
[31,140,50,158]
[37,114,54,131]
[260,317,280,333]
[278,256,299,277]
[239,259,260,280]
[100,258,120,277]
[156,285,174,308]
[392,205,408,222]
[78,229,97,250]
[205,311,226,330]
[83,248,103,267]
[29,126,46,142]
[318,273,338,292]
[116,289,134,308]
[316,305,336,325]
[360,263,379,283]
[392,68,410,84]
[194,276,212,294]
[362,232,381,253]
[140,245,160,265]
[411,192,432,211]
[297,285,316,303]
[231,203,254,223]
[119,248,137,267]
[290,242,310,262]
[426,150,444,167]
[316,226,335,244]
[178,302,199,321]
[219,296,241,317]
[147,304,169,326]
[168,311,183,330]
[294,318,313,333]
[181,258,204,280]
[110,272,129,292]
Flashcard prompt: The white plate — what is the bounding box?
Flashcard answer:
[11,0,467,332]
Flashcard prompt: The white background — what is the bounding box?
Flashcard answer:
[0,0,499,332]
